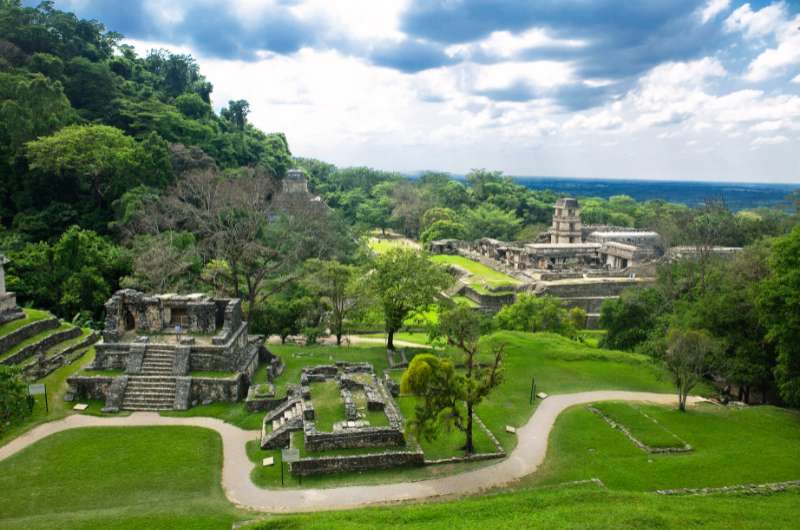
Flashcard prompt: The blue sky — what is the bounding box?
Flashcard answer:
[44,1,800,182]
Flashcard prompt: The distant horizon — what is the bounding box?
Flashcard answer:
[409,172,800,187]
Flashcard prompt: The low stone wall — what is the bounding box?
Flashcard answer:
[535,278,653,299]
[656,480,800,496]
[291,450,424,476]
[0,317,59,356]
[0,309,24,326]
[245,394,287,412]
[22,331,99,380]
[66,375,116,401]
[462,286,516,312]
[304,426,406,452]
[2,326,81,366]
[189,374,246,405]
[589,406,692,454]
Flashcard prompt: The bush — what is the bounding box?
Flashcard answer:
[0,366,33,434]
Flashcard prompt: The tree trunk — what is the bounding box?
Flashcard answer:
[465,402,474,454]
[336,332,342,346]
[387,329,395,351]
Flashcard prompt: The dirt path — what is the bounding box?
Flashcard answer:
[0,391,696,513]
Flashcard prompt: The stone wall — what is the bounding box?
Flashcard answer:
[534,278,654,298]
[189,374,246,405]
[66,375,116,401]
[1,326,82,366]
[0,317,58,356]
[462,286,516,312]
[304,426,406,452]
[290,450,424,476]
[22,331,98,380]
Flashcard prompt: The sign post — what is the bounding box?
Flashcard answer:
[529,376,536,405]
[29,383,47,412]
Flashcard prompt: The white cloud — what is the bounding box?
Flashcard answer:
[793,74,800,84]
[469,60,576,92]
[751,135,789,146]
[698,0,731,24]
[724,2,787,39]
[563,111,623,131]
[447,27,585,60]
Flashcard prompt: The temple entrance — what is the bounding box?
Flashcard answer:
[124,310,136,331]
[170,307,189,327]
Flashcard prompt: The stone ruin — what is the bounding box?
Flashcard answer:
[429,197,742,327]
[0,254,23,325]
[67,289,277,412]
[260,362,422,476]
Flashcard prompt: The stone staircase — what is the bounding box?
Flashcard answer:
[139,347,175,375]
[261,400,304,449]
[122,347,177,411]
[121,376,177,411]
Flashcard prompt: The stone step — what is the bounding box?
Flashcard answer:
[123,396,174,404]
[125,385,176,392]
[122,403,173,411]
[128,376,177,382]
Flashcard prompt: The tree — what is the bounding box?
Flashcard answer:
[757,225,800,406]
[303,259,363,346]
[420,220,467,245]
[221,99,250,131]
[462,204,521,241]
[403,305,504,454]
[568,307,588,330]
[368,248,452,350]
[664,328,716,411]
[494,294,576,338]
[0,366,33,434]
[599,288,666,351]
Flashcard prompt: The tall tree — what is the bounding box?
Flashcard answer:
[403,305,504,454]
[303,259,363,346]
[664,328,716,411]
[368,248,451,350]
[757,225,800,406]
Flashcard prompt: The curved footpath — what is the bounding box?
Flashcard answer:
[0,391,697,513]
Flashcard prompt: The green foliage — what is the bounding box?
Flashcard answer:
[568,307,588,330]
[0,366,32,434]
[462,203,521,240]
[599,288,666,351]
[420,219,467,245]
[368,248,452,349]
[665,328,717,410]
[494,294,576,338]
[5,226,129,318]
[303,259,363,345]
[757,225,800,406]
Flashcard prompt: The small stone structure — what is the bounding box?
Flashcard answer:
[0,254,23,324]
[260,362,414,476]
[67,289,272,412]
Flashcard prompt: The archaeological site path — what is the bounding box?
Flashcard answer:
[0,391,698,513]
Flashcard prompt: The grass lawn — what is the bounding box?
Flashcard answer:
[268,344,391,397]
[473,331,678,452]
[577,329,606,347]
[430,255,520,290]
[0,308,51,338]
[311,380,346,431]
[358,331,432,345]
[367,237,420,255]
[0,322,74,363]
[526,403,800,492]
[244,483,800,529]
[592,401,687,449]
[162,401,264,430]
[0,426,242,530]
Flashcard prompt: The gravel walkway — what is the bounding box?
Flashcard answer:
[0,391,695,513]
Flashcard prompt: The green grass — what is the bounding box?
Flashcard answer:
[243,484,800,529]
[430,255,520,290]
[358,331,432,345]
[0,346,96,446]
[190,370,237,378]
[0,426,241,529]
[473,331,678,452]
[268,344,391,397]
[81,368,125,376]
[451,295,479,308]
[162,401,264,430]
[312,380,346,431]
[592,401,687,449]
[527,403,800,492]
[41,328,93,358]
[0,322,74,363]
[577,329,606,347]
[0,308,50,338]
[367,238,419,255]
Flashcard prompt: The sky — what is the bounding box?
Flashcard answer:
[42,0,800,183]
